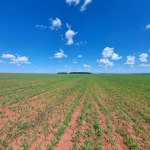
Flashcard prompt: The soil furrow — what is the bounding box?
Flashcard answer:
[55,91,88,150]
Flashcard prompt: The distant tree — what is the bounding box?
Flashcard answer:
[57,72,67,74]
[70,72,92,74]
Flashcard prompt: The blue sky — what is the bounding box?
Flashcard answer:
[0,0,150,73]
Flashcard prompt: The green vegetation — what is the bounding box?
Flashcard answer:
[0,74,150,149]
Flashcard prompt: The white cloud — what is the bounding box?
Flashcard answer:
[74,62,77,64]
[102,47,114,58]
[54,49,67,58]
[97,58,114,66]
[80,0,92,12]
[78,55,82,58]
[75,41,87,45]
[111,53,122,60]
[50,18,62,30]
[149,49,150,52]
[97,47,122,67]
[146,24,150,29]
[66,0,80,5]
[65,23,77,45]
[139,53,148,62]
[2,54,15,59]
[10,56,31,66]
[125,55,135,65]
[102,47,122,60]
[83,64,90,68]
[35,25,47,29]
[2,54,31,66]
[66,0,92,12]
[139,64,150,67]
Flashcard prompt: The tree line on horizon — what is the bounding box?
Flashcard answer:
[57,72,92,74]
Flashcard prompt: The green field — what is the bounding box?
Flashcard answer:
[0,74,150,150]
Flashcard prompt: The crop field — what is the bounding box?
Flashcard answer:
[0,74,150,150]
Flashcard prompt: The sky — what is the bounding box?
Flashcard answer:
[0,0,150,73]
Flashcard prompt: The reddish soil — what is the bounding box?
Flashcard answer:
[143,122,150,136]
[29,112,62,149]
[23,90,78,149]
[94,101,107,131]
[93,100,112,150]
[0,107,20,128]
[77,119,89,149]
[55,91,88,150]
[94,92,128,150]
[123,121,146,149]
[11,135,24,150]
[109,118,128,150]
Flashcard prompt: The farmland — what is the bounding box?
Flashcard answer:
[0,74,150,150]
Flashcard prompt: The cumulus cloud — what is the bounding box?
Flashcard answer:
[10,56,31,66]
[78,55,82,58]
[102,47,114,57]
[49,18,62,30]
[1,54,31,66]
[54,49,67,58]
[80,0,92,12]
[102,47,122,60]
[111,53,122,60]
[97,58,114,67]
[83,64,90,68]
[146,24,150,29]
[66,0,80,5]
[35,25,47,29]
[65,23,77,45]
[97,47,122,67]
[2,54,15,59]
[125,55,135,65]
[139,64,150,67]
[139,53,148,62]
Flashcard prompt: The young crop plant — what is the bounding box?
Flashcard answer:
[93,94,109,115]
[1,98,9,107]
[117,126,141,150]
[94,121,103,137]
[73,130,80,143]
[47,144,53,150]
[86,128,94,137]
[82,139,93,150]
[1,139,8,149]
[70,145,78,150]
[52,119,60,128]
[22,139,29,150]
[78,97,89,126]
